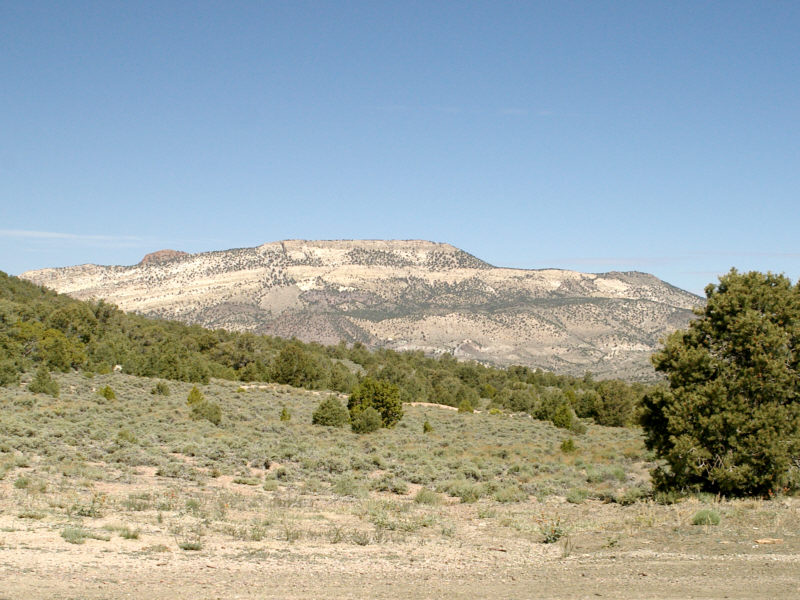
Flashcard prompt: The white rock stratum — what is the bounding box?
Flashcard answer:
[20,239,702,380]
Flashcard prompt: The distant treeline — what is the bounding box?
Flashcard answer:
[0,271,653,427]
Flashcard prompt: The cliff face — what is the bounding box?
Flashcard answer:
[139,249,188,264]
[21,239,702,379]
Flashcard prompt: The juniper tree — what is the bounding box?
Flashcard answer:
[348,377,403,428]
[642,270,800,496]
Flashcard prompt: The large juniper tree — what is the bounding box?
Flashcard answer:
[642,270,800,496]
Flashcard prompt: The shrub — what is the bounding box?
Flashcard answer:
[570,420,587,435]
[414,488,442,505]
[151,381,170,396]
[560,438,577,453]
[312,395,349,427]
[348,377,403,428]
[593,380,637,427]
[442,479,483,503]
[692,509,720,526]
[332,475,366,497]
[279,407,291,422]
[116,429,137,444]
[120,527,141,540]
[0,359,20,387]
[177,540,203,551]
[186,386,204,406]
[351,406,381,434]
[269,343,326,389]
[28,365,59,397]
[566,488,589,504]
[191,400,221,426]
[643,270,800,496]
[492,484,528,503]
[457,398,474,413]
[60,527,110,544]
[98,385,116,400]
[422,419,433,433]
[550,403,576,430]
[538,515,567,543]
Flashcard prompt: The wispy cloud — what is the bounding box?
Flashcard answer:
[499,108,529,116]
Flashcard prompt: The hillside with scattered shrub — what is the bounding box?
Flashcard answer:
[0,271,652,429]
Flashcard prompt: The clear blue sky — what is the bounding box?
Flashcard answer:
[2,1,798,295]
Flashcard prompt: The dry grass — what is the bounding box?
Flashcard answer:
[1,372,799,598]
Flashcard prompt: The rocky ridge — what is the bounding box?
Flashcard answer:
[20,239,702,379]
[139,249,189,264]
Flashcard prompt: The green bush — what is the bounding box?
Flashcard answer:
[186,387,220,425]
[98,385,116,400]
[348,377,403,428]
[279,407,291,422]
[593,380,637,427]
[643,270,800,496]
[191,400,221,426]
[692,509,720,526]
[550,402,576,430]
[351,406,381,434]
[270,343,326,389]
[186,386,204,406]
[414,487,442,505]
[332,475,366,497]
[0,359,20,387]
[442,479,483,503]
[28,365,59,397]
[116,429,137,444]
[151,381,170,396]
[312,395,349,427]
[569,420,587,435]
[457,398,474,413]
[422,419,433,433]
[539,516,567,543]
[560,438,577,453]
[492,484,527,503]
[566,488,589,504]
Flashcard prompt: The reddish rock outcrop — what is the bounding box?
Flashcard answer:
[139,250,188,265]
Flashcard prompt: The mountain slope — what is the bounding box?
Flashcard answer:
[21,239,702,379]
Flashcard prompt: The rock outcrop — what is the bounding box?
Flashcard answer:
[21,239,702,379]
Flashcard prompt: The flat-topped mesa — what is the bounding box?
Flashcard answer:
[257,239,493,270]
[139,249,189,265]
[19,239,703,379]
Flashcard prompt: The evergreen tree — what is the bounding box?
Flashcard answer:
[270,343,326,389]
[186,386,204,406]
[348,377,403,428]
[642,270,800,496]
[312,395,350,427]
[28,365,59,397]
[351,406,381,433]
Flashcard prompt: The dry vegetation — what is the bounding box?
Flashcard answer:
[1,371,799,598]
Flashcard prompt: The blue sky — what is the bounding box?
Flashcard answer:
[1,1,797,295]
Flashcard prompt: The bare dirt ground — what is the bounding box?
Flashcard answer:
[1,464,798,600]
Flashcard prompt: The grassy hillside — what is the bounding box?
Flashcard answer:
[0,270,653,429]
[2,328,799,599]
[1,369,650,548]
[1,371,649,502]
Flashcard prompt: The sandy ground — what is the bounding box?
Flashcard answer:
[2,492,799,599]
[2,534,799,599]
[1,456,798,599]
